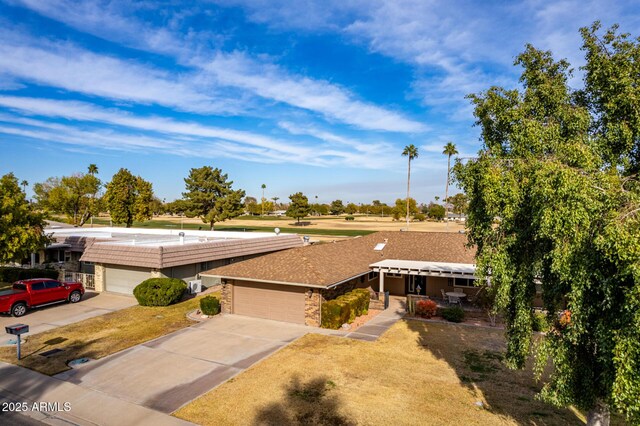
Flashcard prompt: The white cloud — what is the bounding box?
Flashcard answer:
[0,96,413,168]
[7,2,426,133]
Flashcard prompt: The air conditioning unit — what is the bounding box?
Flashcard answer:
[188,280,202,294]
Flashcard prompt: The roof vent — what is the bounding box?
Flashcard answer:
[374,243,386,251]
[179,232,185,245]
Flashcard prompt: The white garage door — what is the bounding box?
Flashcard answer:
[105,265,151,295]
[233,281,306,324]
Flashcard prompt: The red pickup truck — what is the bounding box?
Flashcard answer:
[0,279,85,317]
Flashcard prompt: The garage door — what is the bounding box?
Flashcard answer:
[105,265,151,295]
[233,281,305,324]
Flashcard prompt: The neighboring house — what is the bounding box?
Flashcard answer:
[200,231,478,327]
[445,213,467,222]
[42,227,303,295]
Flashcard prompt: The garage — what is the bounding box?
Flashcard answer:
[105,265,151,295]
[233,281,306,324]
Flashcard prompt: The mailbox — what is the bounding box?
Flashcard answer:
[6,324,29,335]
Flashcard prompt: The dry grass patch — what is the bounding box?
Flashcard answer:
[175,319,581,426]
[0,294,216,376]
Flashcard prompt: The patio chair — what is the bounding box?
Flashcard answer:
[440,289,448,303]
[447,294,461,305]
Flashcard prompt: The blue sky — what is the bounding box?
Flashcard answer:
[1,0,639,204]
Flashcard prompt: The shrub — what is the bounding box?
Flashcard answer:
[413,213,426,222]
[415,299,438,318]
[532,311,549,332]
[345,215,355,221]
[200,295,221,315]
[441,306,465,323]
[321,288,371,329]
[133,278,186,306]
[321,299,350,329]
[0,267,59,283]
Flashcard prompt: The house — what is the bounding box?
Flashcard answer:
[42,227,303,295]
[200,231,478,326]
[445,212,467,222]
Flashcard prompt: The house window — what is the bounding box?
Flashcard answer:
[453,277,476,288]
[368,271,378,281]
[64,251,71,262]
[448,278,454,287]
[359,275,366,283]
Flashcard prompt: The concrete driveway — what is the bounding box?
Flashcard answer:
[0,292,137,336]
[55,315,317,414]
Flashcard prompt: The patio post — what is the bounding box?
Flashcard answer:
[379,272,385,293]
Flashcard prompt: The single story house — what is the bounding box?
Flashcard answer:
[201,231,478,326]
[43,227,303,295]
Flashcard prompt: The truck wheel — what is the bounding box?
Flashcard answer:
[69,291,82,303]
[11,302,27,317]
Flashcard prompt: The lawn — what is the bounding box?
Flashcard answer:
[0,293,217,376]
[175,320,583,426]
[83,217,375,237]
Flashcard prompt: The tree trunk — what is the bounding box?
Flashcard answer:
[210,221,215,231]
[587,400,610,426]
[445,155,451,219]
[406,157,411,229]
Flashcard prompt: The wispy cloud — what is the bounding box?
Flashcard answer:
[7,2,426,133]
[0,95,413,168]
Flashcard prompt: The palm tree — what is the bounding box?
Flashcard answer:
[271,196,279,211]
[261,184,266,217]
[443,142,458,220]
[402,144,419,229]
[88,164,98,175]
[20,180,28,195]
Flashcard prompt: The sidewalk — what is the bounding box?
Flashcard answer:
[344,296,406,341]
[0,362,194,426]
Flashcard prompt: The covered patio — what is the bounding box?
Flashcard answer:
[369,259,480,305]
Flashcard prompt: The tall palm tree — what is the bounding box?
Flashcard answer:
[88,164,98,175]
[20,180,28,194]
[402,144,419,229]
[442,142,458,220]
[261,184,266,217]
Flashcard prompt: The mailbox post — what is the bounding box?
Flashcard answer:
[5,324,29,360]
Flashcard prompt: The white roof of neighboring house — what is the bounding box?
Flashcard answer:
[45,227,303,269]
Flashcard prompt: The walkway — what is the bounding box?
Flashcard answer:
[344,296,406,341]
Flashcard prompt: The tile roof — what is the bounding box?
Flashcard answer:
[201,231,475,287]
[79,235,303,269]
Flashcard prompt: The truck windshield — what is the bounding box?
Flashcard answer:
[12,284,27,291]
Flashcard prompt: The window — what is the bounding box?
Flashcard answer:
[453,277,476,288]
[64,251,71,262]
[45,281,62,289]
[359,275,366,283]
[31,282,46,291]
[386,273,402,278]
[368,271,379,281]
[448,278,454,287]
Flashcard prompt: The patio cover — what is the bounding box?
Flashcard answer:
[369,259,476,278]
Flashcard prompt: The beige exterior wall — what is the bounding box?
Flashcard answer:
[385,276,405,295]
[94,264,105,292]
[425,276,449,298]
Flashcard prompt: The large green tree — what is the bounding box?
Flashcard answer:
[183,166,245,230]
[33,165,102,226]
[0,173,49,263]
[330,199,345,215]
[104,168,154,227]
[286,192,311,224]
[455,23,640,425]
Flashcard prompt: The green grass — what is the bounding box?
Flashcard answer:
[84,217,375,237]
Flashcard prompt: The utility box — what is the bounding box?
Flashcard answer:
[188,280,202,294]
[5,324,29,335]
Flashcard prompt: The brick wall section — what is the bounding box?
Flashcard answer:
[94,264,105,292]
[221,280,233,314]
[305,289,321,327]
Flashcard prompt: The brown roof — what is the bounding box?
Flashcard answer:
[51,236,108,252]
[80,235,303,269]
[201,231,475,287]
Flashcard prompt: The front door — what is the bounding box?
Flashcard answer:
[405,275,426,296]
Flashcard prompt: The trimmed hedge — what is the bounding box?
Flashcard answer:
[0,267,59,283]
[321,288,371,329]
[133,278,187,306]
[200,295,221,316]
[441,306,465,323]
